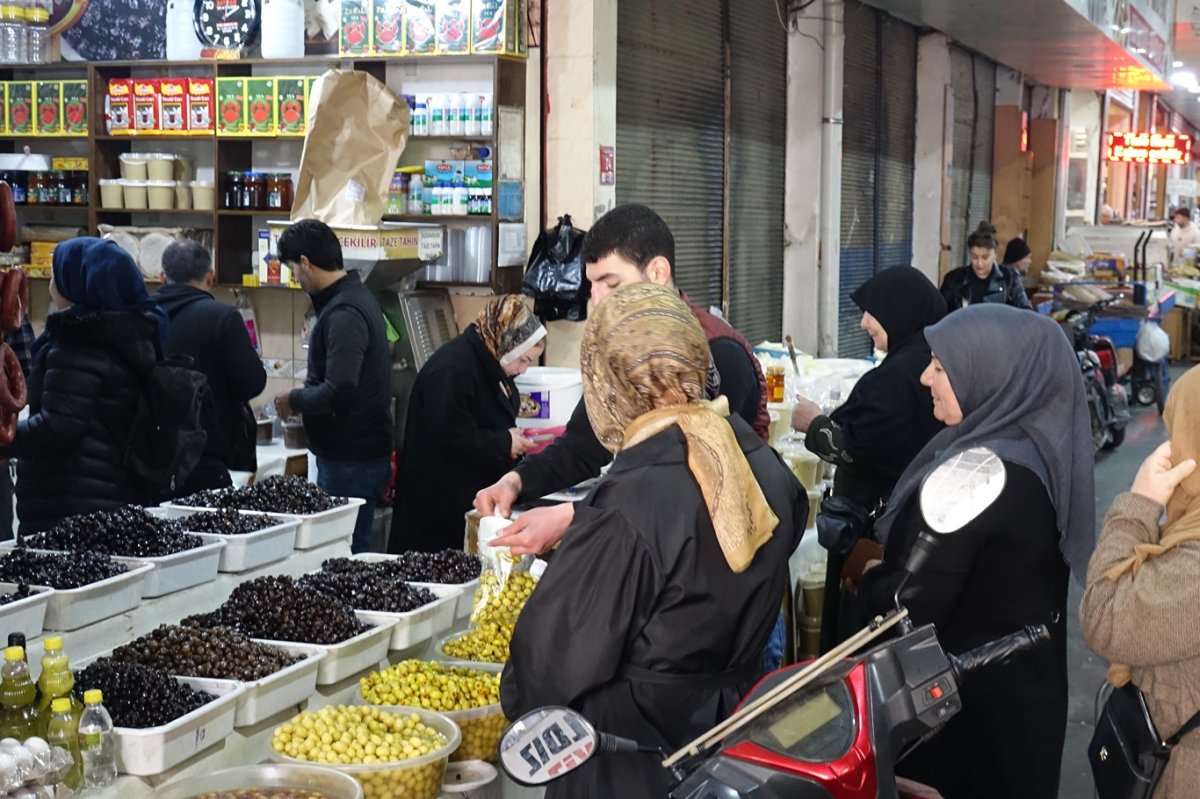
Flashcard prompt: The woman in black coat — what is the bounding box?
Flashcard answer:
[391,295,546,553]
[853,305,1095,799]
[790,265,946,651]
[7,238,168,533]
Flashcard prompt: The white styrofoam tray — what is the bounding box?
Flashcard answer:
[148,507,300,572]
[351,552,480,621]
[7,558,154,631]
[253,613,397,686]
[111,540,225,598]
[112,677,244,776]
[162,498,365,550]
[185,646,325,727]
[354,583,459,651]
[0,583,53,641]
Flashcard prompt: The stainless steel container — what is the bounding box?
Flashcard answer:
[154,764,365,799]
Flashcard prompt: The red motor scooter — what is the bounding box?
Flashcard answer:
[498,448,1051,799]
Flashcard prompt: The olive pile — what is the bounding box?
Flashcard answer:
[272,706,448,799]
[360,660,506,762]
[24,507,203,557]
[183,576,368,645]
[178,508,278,535]
[111,625,301,682]
[441,622,515,664]
[470,570,537,626]
[321,549,482,584]
[0,549,126,589]
[299,571,437,614]
[0,584,34,606]
[188,791,335,799]
[179,476,346,515]
[74,658,215,728]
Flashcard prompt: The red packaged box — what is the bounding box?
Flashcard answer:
[132,79,159,134]
[107,79,134,134]
[158,77,187,133]
[187,77,214,134]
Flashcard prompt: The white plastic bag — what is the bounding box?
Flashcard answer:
[1135,321,1170,362]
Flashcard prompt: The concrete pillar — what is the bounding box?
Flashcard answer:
[911,32,951,283]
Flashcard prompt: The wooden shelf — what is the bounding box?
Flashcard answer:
[216,136,305,142]
[417,280,491,289]
[382,214,488,223]
[217,209,291,217]
[18,204,90,211]
[0,135,88,141]
[407,136,495,144]
[94,134,214,142]
[95,207,213,215]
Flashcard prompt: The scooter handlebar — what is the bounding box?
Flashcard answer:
[949,624,1050,682]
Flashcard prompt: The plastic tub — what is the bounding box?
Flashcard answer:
[274,706,460,799]
[149,506,300,572]
[110,540,224,598]
[112,677,244,776]
[186,646,325,727]
[174,181,192,209]
[122,179,149,209]
[192,180,216,210]
[354,583,459,650]
[155,764,365,799]
[31,560,153,631]
[351,552,479,622]
[435,630,508,666]
[513,367,582,429]
[441,760,500,796]
[806,488,822,529]
[99,178,123,208]
[255,614,397,685]
[800,570,825,618]
[0,583,52,642]
[432,663,505,762]
[161,497,365,550]
[147,179,176,210]
[119,153,148,180]
[145,153,176,181]
[283,419,307,449]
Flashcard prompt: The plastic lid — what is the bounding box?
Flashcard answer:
[3,646,22,661]
[120,180,148,187]
[118,153,148,162]
[84,689,102,704]
[144,153,176,160]
[43,636,62,651]
[98,178,122,185]
[191,180,214,187]
[51,698,70,713]
[146,180,176,187]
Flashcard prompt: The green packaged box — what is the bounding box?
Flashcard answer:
[216,78,246,135]
[245,78,276,136]
[276,78,306,137]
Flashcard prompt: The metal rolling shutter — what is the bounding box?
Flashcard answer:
[877,17,917,274]
[616,1,724,309]
[727,0,786,344]
[948,47,996,273]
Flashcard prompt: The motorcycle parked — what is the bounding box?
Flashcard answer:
[498,448,1050,799]
[1064,307,1130,452]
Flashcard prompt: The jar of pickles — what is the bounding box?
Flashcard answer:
[223,171,245,210]
[267,173,293,211]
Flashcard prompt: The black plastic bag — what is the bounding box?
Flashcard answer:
[521,214,590,321]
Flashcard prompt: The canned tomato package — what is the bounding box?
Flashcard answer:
[7,83,32,136]
[435,0,468,54]
[245,78,276,136]
[62,80,87,136]
[472,0,519,54]
[35,81,61,136]
[373,0,404,54]
[276,78,306,136]
[405,0,435,54]
[216,78,247,135]
[340,0,370,55]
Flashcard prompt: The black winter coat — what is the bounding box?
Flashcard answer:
[940,263,1032,311]
[389,325,519,553]
[8,309,161,533]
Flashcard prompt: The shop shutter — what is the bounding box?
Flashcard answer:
[616,1,724,310]
[727,0,786,344]
[948,47,997,274]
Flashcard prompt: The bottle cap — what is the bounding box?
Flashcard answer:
[51,698,70,713]
[84,689,103,704]
[6,633,23,649]
[3,646,22,661]
[43,636,62,652]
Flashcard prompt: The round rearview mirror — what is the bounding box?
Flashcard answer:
[498,706,599,786]
[919,447,1006,534]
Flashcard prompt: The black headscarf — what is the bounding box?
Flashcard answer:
[873,304,1095,584]
[850,266,946,351]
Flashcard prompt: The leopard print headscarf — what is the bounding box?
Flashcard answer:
[475,295,546,366]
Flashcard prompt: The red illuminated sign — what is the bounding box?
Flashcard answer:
[1107,132,1193,165]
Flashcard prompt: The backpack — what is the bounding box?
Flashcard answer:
[124,353,211,499]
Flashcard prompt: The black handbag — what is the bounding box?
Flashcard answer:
[1089,681,1200,799]
[815,496,877,557]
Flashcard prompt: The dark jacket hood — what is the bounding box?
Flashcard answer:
[153,283,214,317]
[44,308,159,372]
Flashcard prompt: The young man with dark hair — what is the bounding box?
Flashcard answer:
[154,239,266,493]
[275,219,392,553]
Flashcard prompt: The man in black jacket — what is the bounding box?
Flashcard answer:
[155,240,267,494]
[275,220,392,553]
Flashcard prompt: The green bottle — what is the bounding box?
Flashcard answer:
[0,646,40,740]
[46,697,81,789]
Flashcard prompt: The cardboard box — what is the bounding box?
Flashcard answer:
[244,77,276,136]
[340,0,371,55]
[276,78,306,137]
[435,0,468,53]
[464,159,492,188]
[6,82,32,136]
[472,0,521,54]
[1165,280,1200,310]
[106,79,133,134]
[51,157,88,170]
[1162,306,1188,361]
[216,78,246,135]
[132,79,159,134]
[61,80,87,136]
[0,84,7,136]
[157,77,187,133]
[373,0,404,54]
[187,77,214,134]
[34,81,60,135]
[405,0,435,54]
[30,241,56,270]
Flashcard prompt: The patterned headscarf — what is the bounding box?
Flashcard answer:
[475,295,546,367]
[580,283,779,573]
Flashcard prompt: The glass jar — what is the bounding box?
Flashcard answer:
[26,172,45,206]
[766,365,786,404]
[69,171,87,205]
[267,173,293,211]
[223,171,244,210]
[244,172,267,211]
[53,171,70,205]
[0,172,24,205]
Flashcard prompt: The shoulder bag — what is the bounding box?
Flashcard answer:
[815,495,879,557]
[1089,681,1200,799]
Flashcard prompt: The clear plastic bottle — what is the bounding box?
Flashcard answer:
[0,647,39,740]
[451,178,468,216]
[77,689,115,789]
[35,637,79,736]
[408,174,424,215]
[46,698,80,790]
[25,0,47,63]
[0,1,22,63]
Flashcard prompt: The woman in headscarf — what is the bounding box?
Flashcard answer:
[853,304,1094,799]
[7,237,168,533]
[390,295,547,553]
[501,284,806,799]
[790,266,946,651]
[1080,366,1200,798]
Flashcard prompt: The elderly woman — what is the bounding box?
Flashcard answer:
[791,265,946,651]
[1080,366,1200,798]
[390,295,547,553]
[853,305,1094,799]
[501,284,806,799]
[7,237,167,533]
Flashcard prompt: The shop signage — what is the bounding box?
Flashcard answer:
[1106,132,1192,165]
[1168,178,1198,198]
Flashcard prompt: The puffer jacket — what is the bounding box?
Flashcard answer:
[6,309,160,533]
[1080,492,1200,798]
[940,263,1032,311]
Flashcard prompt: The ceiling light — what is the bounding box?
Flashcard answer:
[1121,26,1133,34]
[1175,60,1185,67]
[1135,47,1147,54]
[1188,85,1200,92]
[1173,70,1197,86]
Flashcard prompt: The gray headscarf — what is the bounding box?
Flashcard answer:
[873,304,1096,584]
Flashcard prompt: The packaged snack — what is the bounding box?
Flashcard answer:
[187,77,215,134]
[245,77,276,136]
[472,0,520,54]
[62,81,87,136]
[276,78,306,136]
[7,83,32,136]
[373,0,403,54]
[157,77,187,133]
[106,79,133,134]
[132,78,159,134]
[404,0,435,54]
[340,0,370,55]
[34,81,61,136]
[435,0,468,53]
[216,78,246,135]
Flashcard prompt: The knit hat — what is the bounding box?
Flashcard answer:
[1003,237,1031,264]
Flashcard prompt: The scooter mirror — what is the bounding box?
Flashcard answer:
[498,706,599,786]
[919,447,1006,534]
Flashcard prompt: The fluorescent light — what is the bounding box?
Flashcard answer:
[1172,70,1197,86]
[1135,47,1147,54]
[1121,26,1133,33]
[1175,60,1185,67]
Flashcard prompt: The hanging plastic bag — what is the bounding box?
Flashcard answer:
[521,214,590,321]
[1135,320,1170,362]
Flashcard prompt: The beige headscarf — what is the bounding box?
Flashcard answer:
[580,283,778,573]
[1104,364,1200,686]
[474,295,547,367]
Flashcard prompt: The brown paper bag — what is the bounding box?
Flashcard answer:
[291,69,409,226]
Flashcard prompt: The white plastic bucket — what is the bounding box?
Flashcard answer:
[439,760,499,798]
[513,367,582,429]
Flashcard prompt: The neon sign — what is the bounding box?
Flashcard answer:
[1107,132,1192,165]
